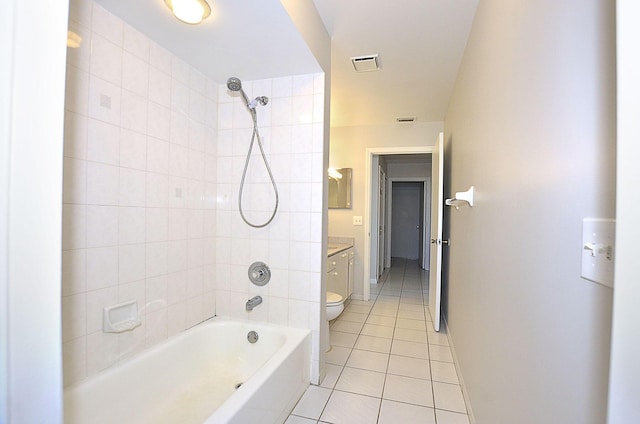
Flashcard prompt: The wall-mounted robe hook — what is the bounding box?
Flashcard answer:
[445,186,474,209]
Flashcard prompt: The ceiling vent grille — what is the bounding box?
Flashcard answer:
[351,54,380,72]
[396,116,416,123]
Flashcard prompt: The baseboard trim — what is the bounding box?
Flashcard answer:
[442,315,477,424]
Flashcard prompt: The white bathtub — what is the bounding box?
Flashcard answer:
[64,318,311,424]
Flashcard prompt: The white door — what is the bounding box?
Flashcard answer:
[429,132,444,332]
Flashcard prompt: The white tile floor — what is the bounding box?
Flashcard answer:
[286,258,470,424]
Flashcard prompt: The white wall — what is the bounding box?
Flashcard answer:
[607,0,640,421]
[387,162,432,179]
[444,1,615,423]
[1,0,69,421]
[328,122,442,298]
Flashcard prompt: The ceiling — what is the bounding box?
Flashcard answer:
[95,0,478,128]
[312,0,478,127]
[95,0,322,82]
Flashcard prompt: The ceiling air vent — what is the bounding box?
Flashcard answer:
[351,54,380,72]
[396,116,416,123]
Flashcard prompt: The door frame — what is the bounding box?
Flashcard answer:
[364,146,433,301]
[387,178,431,269]
[378,166,387,278]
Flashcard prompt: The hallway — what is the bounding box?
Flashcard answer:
[287,258,469,424]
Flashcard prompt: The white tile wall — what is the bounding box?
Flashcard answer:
[215,73,325,383]
[62,1,218,387]
[63,0,326,389]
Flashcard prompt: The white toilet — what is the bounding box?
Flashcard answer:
[326,291,345,320]
[326,291,346,352]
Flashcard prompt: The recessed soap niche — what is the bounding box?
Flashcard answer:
[103,300,142,333]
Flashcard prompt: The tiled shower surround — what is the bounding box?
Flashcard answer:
[62,0,325,387]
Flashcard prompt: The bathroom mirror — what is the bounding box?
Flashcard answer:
[328,168,352,209]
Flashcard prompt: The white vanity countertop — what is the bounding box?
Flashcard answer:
[327,243,353,257]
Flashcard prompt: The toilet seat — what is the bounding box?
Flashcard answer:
[327,291,343,305]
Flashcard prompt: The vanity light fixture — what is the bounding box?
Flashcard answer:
[67,30,82,48]
[165,0,211,25]
[328,168,343,180]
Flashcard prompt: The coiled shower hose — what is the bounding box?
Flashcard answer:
[238,108,278,228]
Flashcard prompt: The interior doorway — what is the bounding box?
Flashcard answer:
[387,179,431,270]
[364,148,433,300]
[391,182,424,261]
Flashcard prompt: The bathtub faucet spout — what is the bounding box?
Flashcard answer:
[246,296,262,312]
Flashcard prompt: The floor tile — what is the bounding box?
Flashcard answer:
[320,390,381,424]
[427,331,449,346]
[376,295,400,304]
[397,309,425,320]
[335,367,386,397]
[345,304,372,314]
[432,382,467,413]
[394,328,428,343]
[365,314,396,327]
[378,399,436,424]
[349,300,376,308]
[285,415,317,424]
[400,295,424,303]
[331,320,364,334]
[320,363,343,389]
[361,323,395,339]
[370,307,398,318]
[355,335,392,354]
[329,330,358,349]
[430,361,458,384]
[387,355,431,380]
[383,374,434,407]
[346,349,390,373]
[339,312,368,324]
[428,344,453,363]
[435,409,470,424]
[292,385,332,419]
[396,318,427,331]
[398,303,424,312]
[326,345,351,366]
[391,339,429,359]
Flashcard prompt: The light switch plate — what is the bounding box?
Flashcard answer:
[581,218,615,288]
[353,216,363,226]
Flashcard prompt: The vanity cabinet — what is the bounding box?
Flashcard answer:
[327,248,354,299]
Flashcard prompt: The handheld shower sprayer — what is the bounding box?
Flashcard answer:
[226,77,242,92]
[226,77,269,110]
[226,76,278,228]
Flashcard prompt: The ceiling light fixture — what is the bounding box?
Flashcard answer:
[165,0,211,25]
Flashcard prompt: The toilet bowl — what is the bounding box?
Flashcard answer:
[326,291,345,320]
[326,291,346,351]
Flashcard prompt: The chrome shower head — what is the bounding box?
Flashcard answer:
[227,77,242,92]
